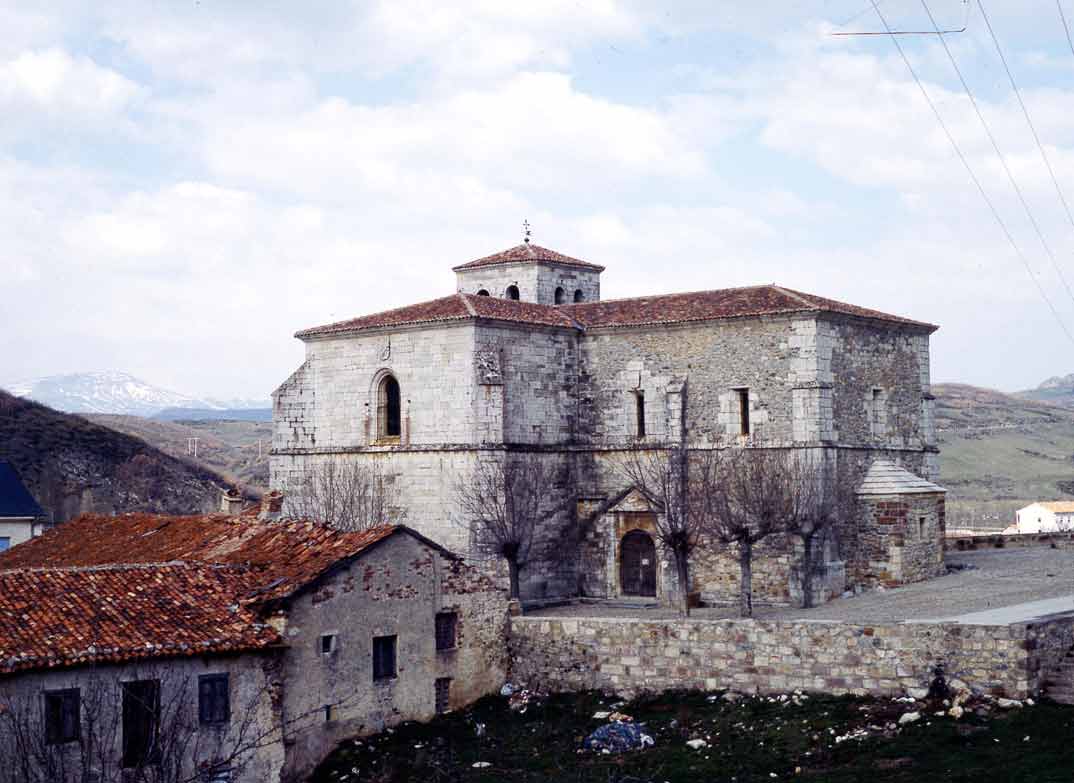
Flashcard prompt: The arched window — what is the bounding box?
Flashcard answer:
[476,289,490,296]
[378,375,401,439]
[573,289,584,303]
[554,287,565,304]
[505,285,520,300]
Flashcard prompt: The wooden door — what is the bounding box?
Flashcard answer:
[620,530,656,597]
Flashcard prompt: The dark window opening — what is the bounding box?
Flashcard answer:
[736,388,750,436]
[573,289,584,302]
[435,611,458,651]
[373,635,397,681]
[505,285,520,300]
[635,391,646,437]
[918,516,926,538]
[871,388,883,432]
[320,633,337,655]
[122,679,160,768]
[435,678,452,715]
[378,375,401,438]
[44,688,80,745]
[198,674,230,726]
[554,287,565,304]
[476,289,490,296]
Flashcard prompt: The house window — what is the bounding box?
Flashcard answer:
[0,537,9,552]
[44,688,80,745]
[122,679,160,768]
[435,611,458,651]
[918,516,926,539]
[323,704,335,722]
[573,289,584,302]
[870,388,885,436]
[477,289,490,296]
[198,674,230,726]
[378,375,401,439]
[435,678,452,715]
[505,285,520,300]
[554,286,566,304]
[320,633,337,655]
[634,391,646,438]
[373,635,397,681]
[735,388,750,436]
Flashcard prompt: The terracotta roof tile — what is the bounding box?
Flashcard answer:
[295,285,935,339]
[0,563,280,674]
[452,243,604,272]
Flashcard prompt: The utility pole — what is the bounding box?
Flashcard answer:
[187,437,200,458]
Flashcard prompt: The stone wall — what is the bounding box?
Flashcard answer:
[947,531,1074,551]
[455,261,601,305]
[508,615,1073,701]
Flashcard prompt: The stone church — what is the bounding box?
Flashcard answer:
[271,241,945,607]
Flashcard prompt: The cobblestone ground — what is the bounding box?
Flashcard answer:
[526,546,1074,623]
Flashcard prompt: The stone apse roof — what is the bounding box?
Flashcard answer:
[0,514,453,674]
[0,460,44,518]
[857,460,947,496]
[297,284,937,340]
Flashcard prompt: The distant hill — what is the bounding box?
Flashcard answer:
[0,389,231,524]
[153,407,272,422]
[87,414,271,492]
[9,370,270,417]
[1016,373,1074,408]
[934,383,1074,531]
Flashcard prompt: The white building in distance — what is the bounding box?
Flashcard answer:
[1012,502,1074,534]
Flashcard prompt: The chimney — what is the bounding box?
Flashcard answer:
[259,490,285,522]
[220,487,244,516]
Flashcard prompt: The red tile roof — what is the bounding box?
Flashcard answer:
[296,285,935,338]
[0,515,454,673]
[452,242,605,272]
[0,563,280,674]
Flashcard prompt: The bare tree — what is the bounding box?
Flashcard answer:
[706,448,800,618]
[287,458,407,531]
[786,454,858,608]
[453,452,567,600]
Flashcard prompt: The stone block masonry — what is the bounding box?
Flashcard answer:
[508,614,1074,700]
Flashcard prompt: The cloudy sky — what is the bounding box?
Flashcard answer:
[2,0,1074,399]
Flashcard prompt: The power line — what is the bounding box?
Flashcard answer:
[867,0,1074,345]
[976,0,1074,305]
[920,0,1074,308]
[1060,1,1074,59]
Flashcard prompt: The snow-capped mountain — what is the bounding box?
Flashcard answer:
[6,371,269,417]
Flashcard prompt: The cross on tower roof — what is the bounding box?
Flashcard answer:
[522,219,531,244]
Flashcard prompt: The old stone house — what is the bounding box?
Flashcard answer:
[0,460,45,552]
[271,241,945,607]
[0,508,507,782]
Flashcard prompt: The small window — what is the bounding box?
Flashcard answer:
[198,674,230,726]
[918,516,926,539]
[573,289,584,303]
[373,635,397,681]
[505,285,520,300]
[0,537,9,552]
[870,388,885,435]
[378,375,401,439]
[735,388,750,436]
[435,611,458,651]
[122,679,160,768]
[635,391,646,438]
[44,688,80,745]
[435,677,452,715]
[323,704,335,722]
[554,287,565,304]
[476,289,490,296]
[320,633,337,655]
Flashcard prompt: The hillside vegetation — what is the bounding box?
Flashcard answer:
[934,383,1074,530]
[0,389,229,523]
[87,415,270,491]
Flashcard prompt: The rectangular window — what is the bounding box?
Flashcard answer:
[0,537,9,552]
[435,678,452,715]
[635,391,646,437]
[320,633,337,655]
[918,516,926,539]
[323,704,335,722]
[435,612,458,651]
[122,679,160,768]
[43,688,80,745]
[870,388,884,435]
[735,388,750,436]
[198,674,230,726]
[372,635,397,681]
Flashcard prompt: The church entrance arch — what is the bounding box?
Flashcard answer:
[619,530,656,597]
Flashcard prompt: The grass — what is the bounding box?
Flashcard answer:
[311,690,1074,783]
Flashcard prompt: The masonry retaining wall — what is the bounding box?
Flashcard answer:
[509,614,1074,700]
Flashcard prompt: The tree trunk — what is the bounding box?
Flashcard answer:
[675,549,691,618]
[738,539,753,618]
[800,533,815,609]
[507,558,521,600]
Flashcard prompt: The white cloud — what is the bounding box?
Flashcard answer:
[0,48,140,117]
